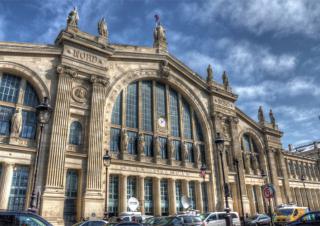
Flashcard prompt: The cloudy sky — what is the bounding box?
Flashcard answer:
[0,0,319,148]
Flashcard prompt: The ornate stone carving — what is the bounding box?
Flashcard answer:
[269,109,276,128]
[194,144,201,163]
[121,130,128,153]
[153,16,167,50]
[72,86,88,103]
[207,64,213,83]
[258,106,265,124]
[67,7,79,28]
[182,142,188,161]
[98,17,108,38]
[222,71,229,90]
[251,153,259,171]
[10,108,22,138]
[244,152,251,172]
[137,133,145,156]
[160,60,170,78]
[90,75,109,86]
[56,65,78,78]
[154,136,161,157]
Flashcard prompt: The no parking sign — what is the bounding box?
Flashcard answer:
[263,184,275,199]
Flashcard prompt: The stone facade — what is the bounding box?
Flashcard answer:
[0,11,319,226]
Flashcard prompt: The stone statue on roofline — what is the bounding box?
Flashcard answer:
[67,7,79,28]
[207,64,213,83]
[269,109,276,128]
[222,71,229,90]
[98,17,108,38]
[153,14,167,51]
[258,106,265,124]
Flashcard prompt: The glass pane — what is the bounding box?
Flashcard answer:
[144,178,153,215]
[64,170,78,225]
[127,177,136,211]
[202,182,208,212]
[160,179,169,215]
[23,82,39,108]
[0,74,20,103]
[110,128,121,152]
[156,83,166,119]
[127,131,138,155]
[21,110,37,139]
[0,106,14,135]
[126,82,138,128]
[173,140,181,161]
[142,81,153,132]
[69,121,82,145]
[108,175,119,216]
[189,181,196,209]
[144,134,153,157]
[194,115,203,141]
[176,181,183,212]
[169,89,180,137]
[186,143,194,163]
[111,92,122,125]
[182,100,192,139]
[159,137,167,159]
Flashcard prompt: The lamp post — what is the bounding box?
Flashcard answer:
[29,97,52,212]
[233,158,245,226]
[215,132,232,226]
[301,175,310,210]
[103,150,112,219]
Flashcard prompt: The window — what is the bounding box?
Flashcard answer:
[159,137,167,159]
[189,181,196,209]
[183,100,192,139]
[69,121,82,145]
[111,92,122,125]
[23,82,39,108]
[186,143,194,163]
[156,83,166,119]
[110,128,121,152]
[8,165,29,211]
[242,134,252,152]
[144,134,153,157]
[169,89,180,137]
[176,181,183,212]
[127,177,137,199]
[108,175,119,215]
[160,179,169,215]
[21,111,37,139]
[142,81,153,132]
[127,131,138,154]
[0,106,14,135]
[64,170,78,225]
[126,82,138,128]
[144,178,153,215]
[0,74,20,103]
[195,115,203,141]
[173,140,181,161]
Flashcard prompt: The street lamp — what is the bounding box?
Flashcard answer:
[301,175,311,210]
[215,132,232,226]
[103,150,112,219]
[29,97,52,212]
[233,158,245,226]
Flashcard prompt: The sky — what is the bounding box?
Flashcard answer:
[0,0,319,148]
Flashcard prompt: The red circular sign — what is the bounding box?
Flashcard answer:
[263,184,275,199]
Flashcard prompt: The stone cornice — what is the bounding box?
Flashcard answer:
[0,42,61,56]
[283,151,318,162]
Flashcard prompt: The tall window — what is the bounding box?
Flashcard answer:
[0,106,14,135]
[127,177,137,199]
[0,74,20,103]
[186,143,194,163]
[111,92,122,125]
[142,81,153,132]
[144,135,153,156]
[64,170,78,225]
[189,181,196,209]
[199,144,206,165]
[195,115,203,141]
[144,178,153,215]
[202,182,208,212]
[173,140,181,161]
[169,89,180,137]
[159,137,168,159]
[108,175,119,216]
[21,111,37,139]
[24,82,39,107]
[160,179,169,215]
[69,121,82,145]
[127,131,138,154]
[8,165,29,211]
[156,83,166,118]
[183,99,192,139]
[110,128,121,152]
[176,180,183,212]
[126,82,138,128]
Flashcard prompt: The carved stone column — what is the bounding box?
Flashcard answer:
[119,175,128,213]
[153,177,161,216]
[42,65,76,223]
[168,178,176,215]
[0,162,14,210]
[294,187,303,206]
[267,149,281,206]
[137,176,145,214]
[83,75,109,218]
[195,181,203,213]
[229,117,250,213]
[254,185,264,214]
[182,180,189,198]
[246,185,256,215]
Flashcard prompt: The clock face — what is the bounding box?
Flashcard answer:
[158,117,166,128]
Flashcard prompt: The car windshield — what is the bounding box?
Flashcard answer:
[230,213,238,219]
[199,214,210,220]
[276,209,294,216]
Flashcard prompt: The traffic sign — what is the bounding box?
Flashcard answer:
[263,184,275,199]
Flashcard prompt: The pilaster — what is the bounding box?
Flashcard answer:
[195,181,203,213]
[119,175,128,213]
[153,177,161,216]
[0,162,14,210]
[138,176,145,214]
[168,178,176,215]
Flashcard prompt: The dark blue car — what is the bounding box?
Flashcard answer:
[287,211,320,226]
[0,211,53,226]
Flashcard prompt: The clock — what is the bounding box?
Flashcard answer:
[158,117,166,128]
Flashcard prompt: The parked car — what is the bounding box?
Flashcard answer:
[287,211,320,226]
[72,220,109,226]
[115,223,142,226]
[245,214,271,226]
[200,212,241,226]
[145,215,203,226]
[274,205,309,225]
[0,211,53,226]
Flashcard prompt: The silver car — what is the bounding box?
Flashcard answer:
[200,212,241,226]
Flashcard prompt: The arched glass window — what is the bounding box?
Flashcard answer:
[241,133,259,153]
[69,121,82,145]
[109,80,205,165]
[0,73,39,140]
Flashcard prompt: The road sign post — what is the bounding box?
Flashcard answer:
[263,184,275,226]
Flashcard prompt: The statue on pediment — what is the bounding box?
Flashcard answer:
[258,106,265,123]
[137,133,145,156]
[269,109,276,128]
[121,130,128,152]
[168,139,174,159]
[222,71,229,89]
[154,136,161,156]
[11,108,22,137]
[207,64,213,83]
[98,17,108,38]
[67,7,79,28]
[153,15,167,50]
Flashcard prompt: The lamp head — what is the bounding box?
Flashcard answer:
[103,150,111,167]
[301,175,306,181]
[36,97,53,124]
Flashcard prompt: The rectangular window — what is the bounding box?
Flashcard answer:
[173,140,181,161]
[195,115,204,141]
[126,82,138,128]
[21,110,37,139]
[108,175,119,216]
[189,181,196,209]
[0,106,14,135]
[127,131,138,154]
[160,179,169,215]
[169,89,180,137]
[144,134,153,157]
[0,74,21,103]
[156,83,166,118]
[110,128,121,152]
[111,92,122,125]
[64,169,78,225]
[183,100,192,139]
[186,142,194,163]
[23,82,39,108]
[175,181,183,212]
[142,81,153,132]
[8,165,29,211]
[144,178,153,215]
[201,182,208,212]
[159,137,168,159]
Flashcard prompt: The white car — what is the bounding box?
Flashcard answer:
[200,211,241,226]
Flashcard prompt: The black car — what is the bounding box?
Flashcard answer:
[245,214,271,226]
[0,211,53,226]
[287,211,320,226]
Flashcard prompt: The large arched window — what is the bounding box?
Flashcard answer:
[109,80,205,165]
[69,121,82,145]
[0,72,39,140]
[241,133,261,174]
